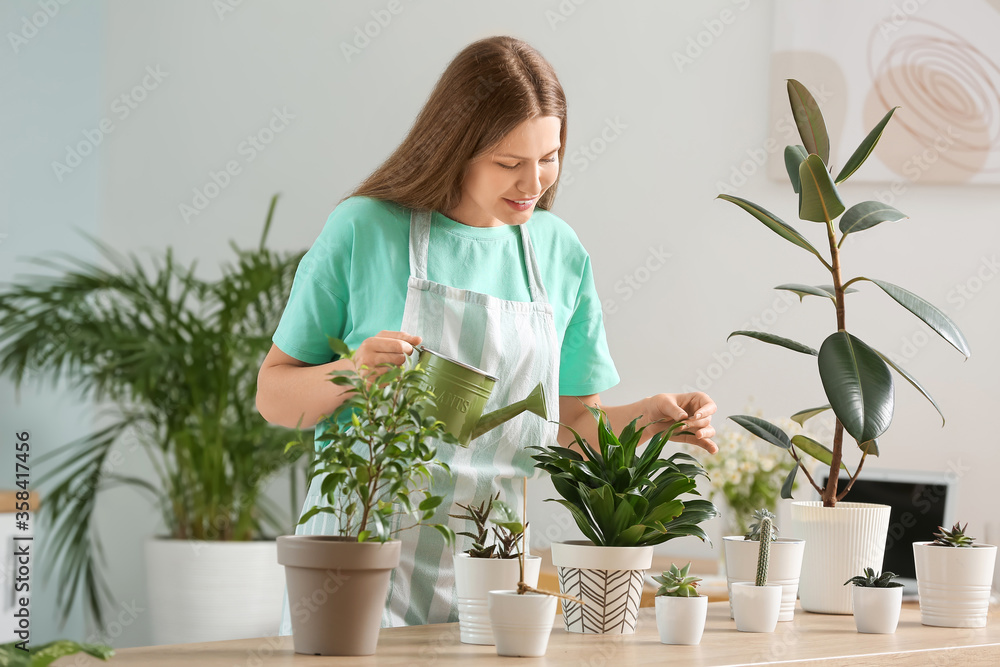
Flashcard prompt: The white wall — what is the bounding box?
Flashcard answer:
[6,0,997,648]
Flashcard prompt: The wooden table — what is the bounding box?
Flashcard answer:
[60,602,1000,666]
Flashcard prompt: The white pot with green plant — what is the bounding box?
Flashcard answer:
[278,339,459,656]
[0,195,308,642]
[718,80,971,614]
[913,522,998,628]
[653,563,708,645]
[723,509,804,622]
[845,567,903,634]
[731,515,782,633]
[450,493,541,645]
[485,485,572,659]
[531,406,719,635]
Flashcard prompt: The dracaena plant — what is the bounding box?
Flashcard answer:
[530,405,719,547]
[289,338,459,545]
[718,79,971,508]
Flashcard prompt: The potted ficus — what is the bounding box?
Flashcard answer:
[913,522,998,628]
[530,405,719,635]
[652,563,708,645]
[731,514,782,633]
[277,339,459,656]
[723,509,804,622]
[844,567,904,634]
[450,492,541,645]
[718,79,971,614]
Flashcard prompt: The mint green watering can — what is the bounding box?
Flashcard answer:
[413,345,547,446]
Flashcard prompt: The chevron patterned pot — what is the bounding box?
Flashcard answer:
[551,540,653,634]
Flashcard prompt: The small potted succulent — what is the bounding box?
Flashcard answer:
[652,563,709,645]
[913,522,998,628]
[450,492,541,645]
[731,514,782,633]
[844,568,903,634]
[487,484,577,658]
[277,339,458,656]
[530,405,718,635]
[723,509,804,622]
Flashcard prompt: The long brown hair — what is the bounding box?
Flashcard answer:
[348,36,567,212]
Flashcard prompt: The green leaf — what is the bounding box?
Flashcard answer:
[327,336,351,360]
[729,330,817,356]
[418,495,443,512]
[775,283,858,302]
[839,201,907,239]
[790,405,830,426]
[1,640,114,667]
[784,145,808,193]
[859,439,880,456]
[728,415,792,450]
[433,523,456,547]
[787,79,831,164]
[791,434,847,470]
[799,154,846,222]
[861,278,971,359]
[780,464,798,500]
[835,107,899,183]
[873,348,945,426]
[818,332,894,443]
[716,194,826,264]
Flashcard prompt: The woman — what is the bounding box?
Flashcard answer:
[258,35,718,631]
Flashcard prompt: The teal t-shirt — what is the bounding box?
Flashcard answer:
[272,196,620,397]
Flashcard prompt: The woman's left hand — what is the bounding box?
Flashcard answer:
[647,392,718,454]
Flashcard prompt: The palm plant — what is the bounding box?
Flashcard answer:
[530,405,718,547]
[718,79,971,507]
[0,195,310,626]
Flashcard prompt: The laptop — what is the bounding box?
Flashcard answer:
[818,469,957,597]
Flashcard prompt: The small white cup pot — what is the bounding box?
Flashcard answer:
[487,591,557,658]
[851,585,903,634]
[731,582,782,633]
[453,553,541,645]
[654,595,709,645]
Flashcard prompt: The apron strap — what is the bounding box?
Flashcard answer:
[408,209,432,280]
[520,224,549,304]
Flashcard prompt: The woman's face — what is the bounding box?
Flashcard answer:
[445,115,561,228]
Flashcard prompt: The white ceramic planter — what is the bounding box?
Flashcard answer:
[723,536,804,622]
[913,541,998,628]
[731,582,782,633]
[454,553,541,645]
[145,538,285,645]
[487,591,557,657]
[654,595,708,645]
[851,585,902,634]
[790,502,891,614]
[551,540,653,634]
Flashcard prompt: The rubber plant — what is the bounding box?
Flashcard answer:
[718,79,971,507]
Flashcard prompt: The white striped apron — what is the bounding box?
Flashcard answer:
[279,207,560,631]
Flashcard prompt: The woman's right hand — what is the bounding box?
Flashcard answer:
[352,330,422,379]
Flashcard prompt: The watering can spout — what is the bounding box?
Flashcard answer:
[471,382,547,441]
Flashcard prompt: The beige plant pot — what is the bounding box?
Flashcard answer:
[277,536,400,656]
